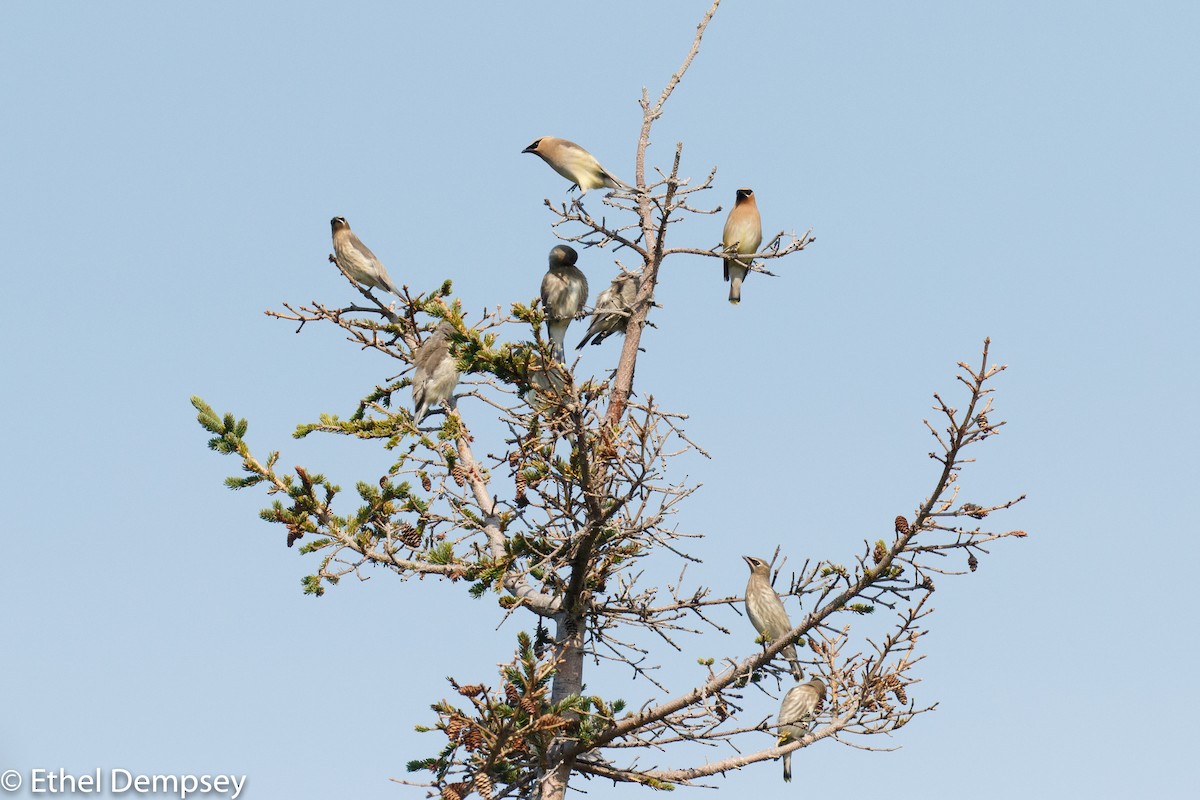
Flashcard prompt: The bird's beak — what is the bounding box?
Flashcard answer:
[521,145,536,154]
[741,555,753,567]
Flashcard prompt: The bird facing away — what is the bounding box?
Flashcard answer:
[743,555,804,681]
[522,137,633,197]
[522,354,567,411]
[411,321,461,424]
[330,216,401,296]
[575,271,640,349]
[540,245,588,362]
[777,677,826,782]
[721,188,762,305]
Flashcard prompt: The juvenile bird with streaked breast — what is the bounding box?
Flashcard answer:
[411,321,461,424]
[330,216,401,296]
[576,271,640,349]
[777,677,826,782]
[523,136,633,198]
[743,555,804,681]
[721,188,762,305]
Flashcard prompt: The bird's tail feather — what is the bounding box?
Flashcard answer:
[603,171,636,192]
[382,275,402,297]
[547,321,569,362]
[413,398,429,424]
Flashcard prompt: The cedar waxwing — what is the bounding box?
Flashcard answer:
[540,245,588,362]
[523,354,567,410]
[721,188,762,305]
[330,217,401,296]
[743,556,804,681]
[777,677,826,782]
[522,137,633,197]
[575,271,640,349]
[411,321,461,423]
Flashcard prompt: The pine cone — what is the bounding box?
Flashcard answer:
[873,541,887,564]
[421,473,432,492]
[968,553,979,572]
[445,715,468,741]
[399,523,422,549]
[504,684,520,706]
[457,684,486,697]
[714,696,729,720]
[894,516,910,535]
[921,576,936,593]
[533,713,568,731]
[474,773,494,800]
[508,451,520,469]
[452,464,465,486]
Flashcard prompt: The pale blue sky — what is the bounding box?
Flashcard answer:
[2,1,1197,798]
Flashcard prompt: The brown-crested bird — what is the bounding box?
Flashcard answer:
[575,271,640,349]
[411,321,460,423]
[743,555,804,681]
[721,188,762,305]
[522,137,633,198]
[777,677,826,782]
[540,245,588,362]
[330,216,401,296]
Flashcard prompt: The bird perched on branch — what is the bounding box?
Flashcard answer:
[576,271,640,349]
[743,555,804,681]
[540,245,588,362]
[721,188,762,305]
[522,354,568,413]
[777,677,826,782]
[522,136,633,198]
[411,321,460,424]
[330,216,401,296]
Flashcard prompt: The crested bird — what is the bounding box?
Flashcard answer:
[721,188,762,305]
[411,321,460,423]
[540,244,588,362]
[777,677,826,782]
[576,271,640,349]
[743,555,804,681]
[330,216,401,296]
[522,136,633,198]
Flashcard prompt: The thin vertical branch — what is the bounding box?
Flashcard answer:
[608,0,722,428]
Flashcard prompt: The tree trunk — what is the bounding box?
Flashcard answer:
[538,612,585,800]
